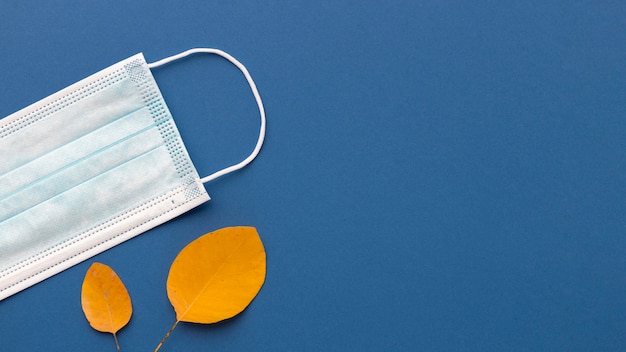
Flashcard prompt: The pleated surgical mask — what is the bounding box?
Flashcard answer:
[0,48,266,300]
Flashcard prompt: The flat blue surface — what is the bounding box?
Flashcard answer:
[0,1,625,351]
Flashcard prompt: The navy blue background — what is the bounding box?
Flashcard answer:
[0,1,625,351]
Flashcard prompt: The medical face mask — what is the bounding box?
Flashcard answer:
[0,48,266,301]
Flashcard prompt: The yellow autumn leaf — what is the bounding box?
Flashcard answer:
[167,226,266,324]
[81,262,132,350]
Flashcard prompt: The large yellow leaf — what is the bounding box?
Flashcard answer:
[166,226,266,324]
[81,262,133,334]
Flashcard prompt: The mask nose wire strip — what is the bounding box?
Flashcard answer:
[147,48,266,184]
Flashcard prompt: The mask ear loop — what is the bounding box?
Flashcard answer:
[147,48,266,183]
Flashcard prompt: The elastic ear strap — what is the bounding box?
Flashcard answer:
[148,48,266,183]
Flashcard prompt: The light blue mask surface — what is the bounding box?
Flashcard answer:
[0,49,265,300]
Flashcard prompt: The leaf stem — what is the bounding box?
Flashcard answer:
[113,332,120,351]
[154,320,180,352]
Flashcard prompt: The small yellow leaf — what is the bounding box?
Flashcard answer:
[167,226,266,324]
[81,262,132,334]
